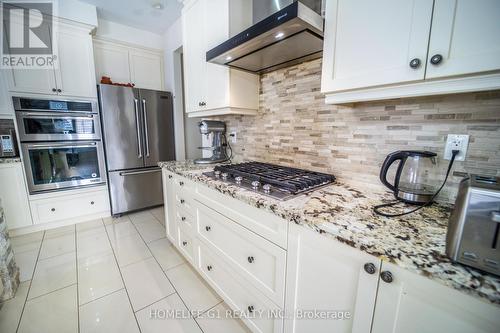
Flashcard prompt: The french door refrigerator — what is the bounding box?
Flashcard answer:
[98,84,175,215]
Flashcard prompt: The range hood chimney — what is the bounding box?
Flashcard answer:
[206,0,324,74]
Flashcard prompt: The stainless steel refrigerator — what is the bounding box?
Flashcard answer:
[98,84,175,215]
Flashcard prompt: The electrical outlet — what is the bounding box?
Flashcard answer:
[444,134,469,161]
[229,131,237,144]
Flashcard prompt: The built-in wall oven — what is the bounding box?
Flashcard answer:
[13,97,107,194]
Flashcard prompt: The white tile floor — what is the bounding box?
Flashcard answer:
[0,207,251,333]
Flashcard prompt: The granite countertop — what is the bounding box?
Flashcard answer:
[159,160,500,305]
[0,157,21,164]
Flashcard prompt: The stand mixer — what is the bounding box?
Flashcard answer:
[194,120,231,164]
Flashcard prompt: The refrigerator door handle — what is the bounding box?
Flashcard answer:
[119,168,161,176]
[134,98,143,158]
[142,99,150,157]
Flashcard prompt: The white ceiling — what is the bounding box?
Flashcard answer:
[79,0,183,34]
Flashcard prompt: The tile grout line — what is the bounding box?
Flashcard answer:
[15,230,45,333]
[103,215,144,333]
[78,287,126,307]
[133,213,208,333]
[24,282,77,302]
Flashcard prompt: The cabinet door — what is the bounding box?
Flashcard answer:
[372,261,500,333]
[54,26,97,98]
[182,0,206,113]
[203,0,229,110]
[426,0,500,79]
[129,50,163,90]
[0,163,32,229]
[284,223,380,333]
[0,70,14,117]
[93,41,131,85]
[5,15,57,95]
[321,0,434,93]
[162,170,177,243]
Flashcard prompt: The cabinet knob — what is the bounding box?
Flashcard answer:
[182,241,188,246]
[409,58,421,69]
[205,226,211,232]
[363,263,376,275]
[247,256,255,263]
[90,201,94,205]
[179,181,184,186]
[51,208,56,212]
[181,216,186,221]
[52,88,57,92]
[247,305,255,313]
[207,265,213,271]
[180,199,185,204]
[430,54,443,65]
[380,271,393,283]
[57,88,62,93]
[168,175,173,179]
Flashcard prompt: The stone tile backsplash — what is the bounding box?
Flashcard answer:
[211,59,500,203]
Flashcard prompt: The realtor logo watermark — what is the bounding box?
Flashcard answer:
[1,0,58,68]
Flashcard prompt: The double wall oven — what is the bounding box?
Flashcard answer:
[14,97,107,194]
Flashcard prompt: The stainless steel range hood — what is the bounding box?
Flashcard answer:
[206,1,324,74]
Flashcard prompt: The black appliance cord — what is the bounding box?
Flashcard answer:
[373,150,459,217]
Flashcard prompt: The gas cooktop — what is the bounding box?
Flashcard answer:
[203,162,336,200]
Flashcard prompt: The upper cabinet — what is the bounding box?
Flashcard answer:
[321,0,500,104]
[0,70,14,117]
[6,21,97,99]
[182,0,259,117]
[93,39,164,91]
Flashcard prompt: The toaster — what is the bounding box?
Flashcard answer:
[446,174,500,276]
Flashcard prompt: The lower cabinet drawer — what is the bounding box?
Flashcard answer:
[32,189,109,224]
[197,202,286,306]
[177,226,195,263]
[175,191,195,212]
[197,242,283,333]
[176,206,195,231]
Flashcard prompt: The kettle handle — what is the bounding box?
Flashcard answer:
[379,151,408,192]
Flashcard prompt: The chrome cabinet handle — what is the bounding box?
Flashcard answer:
[247,256,255,263]
[119,168,161,176]
[207,265,212,271]
[247,305,254,313]
[52,88,57,92]
[380,271,393,283]
[142,99,150,157]
[180,199,185,204]
[134,99,142,158]
[364,263,376,275]
[181,216,186,221]
[430,54,443,65]
[205,226,211,232]
[57,89,62,93]
[179,181,184,186]
[409,58,421,69]
[182,241,187,246]
[168,175,173,179]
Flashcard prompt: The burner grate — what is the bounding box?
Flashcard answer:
[214,162,335,193]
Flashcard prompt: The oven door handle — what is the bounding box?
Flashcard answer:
[119,168,161,177]
[19,111,96,117]
[134,98,143,159]
[26,142,98,149]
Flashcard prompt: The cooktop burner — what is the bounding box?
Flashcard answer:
[203,162,335,200]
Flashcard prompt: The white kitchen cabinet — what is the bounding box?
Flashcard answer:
[322,0,500,104]
[162,170,178,243]
[371,261,500,333]
[129,48,164,90]
[321,0,434,92]
[426,0,500,79]
[0,162,32,230]
[0,70,14,117]
[7,19,96,99]
[93,38,164,91]
[93,41,131,84]
[284,222,381,333]
[182,0,259,117]
[54,24,97,98]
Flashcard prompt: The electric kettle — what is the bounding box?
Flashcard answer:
[379,150,438,205]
